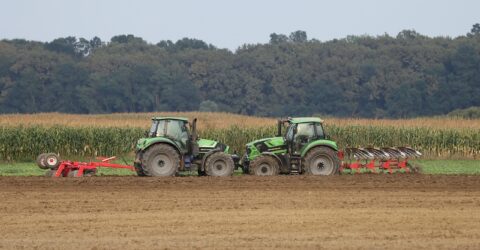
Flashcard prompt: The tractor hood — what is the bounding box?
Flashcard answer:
[246,137,285,148]
[198,138,218,148]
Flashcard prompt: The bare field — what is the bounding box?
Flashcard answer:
[0,175,479,249]
[1,112,480,129]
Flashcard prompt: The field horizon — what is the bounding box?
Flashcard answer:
[1,112,480,130]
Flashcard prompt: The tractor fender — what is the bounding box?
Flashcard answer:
[200,148,222,171]
[301,140,338,158]
[261,152,283,167]
[138,137,181,152]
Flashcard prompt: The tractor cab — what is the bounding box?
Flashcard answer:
[280,117,326,155]
[148,117,193,154]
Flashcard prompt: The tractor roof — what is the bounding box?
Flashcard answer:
[288,117,323,124]
[152,117,189,122]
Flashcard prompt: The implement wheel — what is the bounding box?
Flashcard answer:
[249,155,280,176]
[45,153,61,169]
[303,147,340,175]
[36,153,49,169]
[205,152,234,177]
[142,144,180,177]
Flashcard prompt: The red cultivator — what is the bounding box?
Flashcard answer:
[338,147,422,174]
[37,153,135,177]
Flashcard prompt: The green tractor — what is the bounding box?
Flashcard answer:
[242,117,340,176]
[134,117,238,177]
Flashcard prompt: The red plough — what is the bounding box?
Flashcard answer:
[37,153,135,177]
[338,147,422,174]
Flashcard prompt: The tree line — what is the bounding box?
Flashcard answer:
[1,24,479,118]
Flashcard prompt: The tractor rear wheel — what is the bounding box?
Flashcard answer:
[142,144,180,177]
[249,155,280,176]
[303,147,339,175]
[205,152,234,177]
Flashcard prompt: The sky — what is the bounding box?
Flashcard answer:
[0,0,479,51]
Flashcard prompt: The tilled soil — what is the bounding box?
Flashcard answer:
[0,175,479,249]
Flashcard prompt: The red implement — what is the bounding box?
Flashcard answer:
[338,147,421,174]
[50,156,135,177]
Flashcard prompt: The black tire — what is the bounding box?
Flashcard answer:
[197,168,207,176]
[249,155,280,176]
[134,163,146,177]
[36,153,49,169]
[303,147,340,176]
[44,153,61,169]
[205,152,234,177]
[141,144,180,177]
[134,151,146,176]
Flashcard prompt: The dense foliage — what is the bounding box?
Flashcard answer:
[448,107,480,119]
[1,25,480,118]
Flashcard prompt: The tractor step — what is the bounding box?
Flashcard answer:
[289,155,302,174]
[290,169,300,175]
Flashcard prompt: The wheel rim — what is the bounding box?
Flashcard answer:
[211,159,229,176]
[309,154,334,175]
[47,157,57,166]
[255,162,274,176]
[150,153,174,176]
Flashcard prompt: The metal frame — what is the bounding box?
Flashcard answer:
[338,147,421,174]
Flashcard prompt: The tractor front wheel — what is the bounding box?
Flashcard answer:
[142,144,180,177]
[303,147,340,175]
[205,152,234,177]
[249,155,280,176]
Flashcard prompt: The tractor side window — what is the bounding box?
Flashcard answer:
[155,120,166,137]
[149,120,158,136]
[315,123,325,139]
[166,121,183,140]
[285,125,295,141]
[295,123,315,143]
[294,123,315,153]
[166,121,189,149]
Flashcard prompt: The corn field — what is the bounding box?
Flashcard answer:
[1,124,479,161]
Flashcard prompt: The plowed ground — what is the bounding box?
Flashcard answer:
[0,175,479,249]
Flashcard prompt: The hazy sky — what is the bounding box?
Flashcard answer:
[1,0,478,50]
